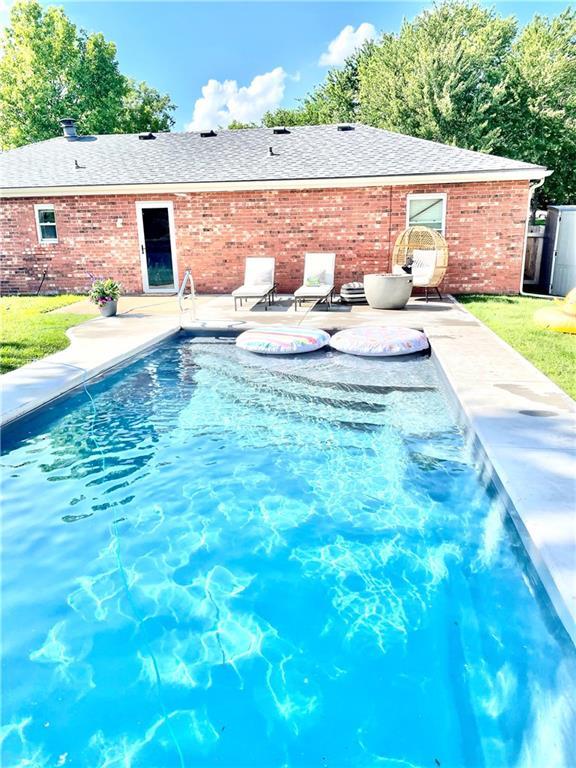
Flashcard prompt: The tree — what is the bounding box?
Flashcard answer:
[358,2,516,152]
[119,80,176,134]
[261,106,313,127]
[496,9,576,206]
[227,120,259,130]
[0,0,175,149]
[263,45,372,127]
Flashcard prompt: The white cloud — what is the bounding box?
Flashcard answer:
[319,22,376,67]
[187,67,288,132]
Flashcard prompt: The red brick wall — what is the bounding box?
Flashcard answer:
[0,180,529,295]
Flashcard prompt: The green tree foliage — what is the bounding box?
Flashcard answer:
[0,0,175,148]
[119,80,176,134]
[496,10,576,206]
[261,107,313,127]
[260,1,575,205]
[227,120,259,130]
[358,3,516,152]
[263,47,372,127]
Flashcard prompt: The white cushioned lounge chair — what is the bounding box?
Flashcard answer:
[232,257,276,311]
[294,252,336,311]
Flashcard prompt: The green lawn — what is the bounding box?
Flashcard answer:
[457,294,576,399]
[0,296,94,374]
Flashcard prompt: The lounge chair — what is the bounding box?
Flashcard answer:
[294,253,336,311]
[232,257,276,311]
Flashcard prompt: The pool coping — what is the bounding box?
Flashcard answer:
[429,344,576,646]
[1,308,575,645]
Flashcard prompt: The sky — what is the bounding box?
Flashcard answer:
[1,0,573,131]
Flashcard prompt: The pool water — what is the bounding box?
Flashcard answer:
[1,336,575,768]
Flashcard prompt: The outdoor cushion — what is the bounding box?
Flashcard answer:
[330,326,429,357]
[410,250,437,286]
[244,257,275,286]
[232,283,274,297]
[341,281,365,292]
[302,253,335,285]
[340,281,366,304]
[236,325,330,355]
[294,283,333,297]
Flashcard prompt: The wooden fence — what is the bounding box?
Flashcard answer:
[523,225,545,285]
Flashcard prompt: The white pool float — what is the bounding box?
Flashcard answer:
[330,326,429,357]
[236,326,330,355]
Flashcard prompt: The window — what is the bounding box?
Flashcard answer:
[35,204,58,243]
[407,193,446,234]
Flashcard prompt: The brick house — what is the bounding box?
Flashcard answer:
[0,121,549,295]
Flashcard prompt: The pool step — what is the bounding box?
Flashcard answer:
[194,348,436,406]
[186,354,453,438]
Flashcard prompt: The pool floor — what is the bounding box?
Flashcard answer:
[1,336,575,767]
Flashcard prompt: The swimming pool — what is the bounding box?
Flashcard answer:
[2,334,575,767]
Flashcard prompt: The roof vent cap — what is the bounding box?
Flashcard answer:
[138,132,155,140]
[59,117,78,139]
[272,127,290,135]
[200,130,217,138]
[337,124,354,132]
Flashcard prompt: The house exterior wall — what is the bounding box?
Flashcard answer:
[0,179,530,295]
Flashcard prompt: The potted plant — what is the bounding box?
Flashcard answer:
[89,278,122,317]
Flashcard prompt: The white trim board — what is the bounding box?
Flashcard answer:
[1,169,551,198]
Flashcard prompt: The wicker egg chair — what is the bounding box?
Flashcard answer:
[391,226,449,301]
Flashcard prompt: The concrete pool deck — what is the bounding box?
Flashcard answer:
[1,294,575,644]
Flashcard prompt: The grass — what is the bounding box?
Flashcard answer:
[0,295,94,374]
[457,294,576,399]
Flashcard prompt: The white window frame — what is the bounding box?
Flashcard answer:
[406,193,447,235]
[34,203,58,244]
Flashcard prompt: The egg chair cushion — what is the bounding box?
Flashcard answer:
[410,250,438,287]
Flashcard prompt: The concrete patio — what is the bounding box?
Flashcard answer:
[54,292,477,329]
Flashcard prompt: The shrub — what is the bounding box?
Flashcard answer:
[88,278,122,306]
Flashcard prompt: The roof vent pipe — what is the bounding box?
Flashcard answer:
[59,118,78,139]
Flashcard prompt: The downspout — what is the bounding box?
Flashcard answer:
[520,177,547,297]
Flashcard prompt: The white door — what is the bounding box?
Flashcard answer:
[550,210,576,297]
[136,202,178,293]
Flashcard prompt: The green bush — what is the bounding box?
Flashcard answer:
[88,278,122,307]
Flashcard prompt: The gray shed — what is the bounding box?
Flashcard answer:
[543,206,576,296]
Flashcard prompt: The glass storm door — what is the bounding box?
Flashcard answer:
[136,202,177,292]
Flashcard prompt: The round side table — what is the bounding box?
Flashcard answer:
[364,274,413,309]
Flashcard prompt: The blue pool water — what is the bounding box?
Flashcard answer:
[1,335,575,768]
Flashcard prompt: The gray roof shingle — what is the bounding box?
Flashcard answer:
[0,124,547,190]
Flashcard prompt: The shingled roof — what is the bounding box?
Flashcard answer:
[0,123,548,191]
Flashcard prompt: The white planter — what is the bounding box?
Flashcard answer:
[99,300,118,317]
[364,274,413,310]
